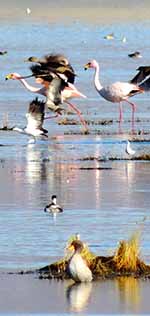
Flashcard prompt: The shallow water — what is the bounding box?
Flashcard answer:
[0,12,150,315]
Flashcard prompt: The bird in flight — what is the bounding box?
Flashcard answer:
[13,97,48,142]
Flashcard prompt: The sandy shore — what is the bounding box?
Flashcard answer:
[1,1,150,24]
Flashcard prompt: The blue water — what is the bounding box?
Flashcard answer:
[0,18,150,315]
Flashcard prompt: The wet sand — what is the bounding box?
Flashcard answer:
[1,0,150,23]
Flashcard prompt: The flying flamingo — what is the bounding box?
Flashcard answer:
[6,53,88,132]
[84,59,144,132]
[5,72,88,131]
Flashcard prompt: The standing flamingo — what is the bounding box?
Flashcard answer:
[84,59,144,132]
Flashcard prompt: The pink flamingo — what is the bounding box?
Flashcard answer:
[6,72,88,132]
[84,59,144,132]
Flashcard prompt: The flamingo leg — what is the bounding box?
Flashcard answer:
[124,100,136,132]
[65,100,88,132]
[119,102,123,123]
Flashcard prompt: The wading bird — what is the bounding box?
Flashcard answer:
[44,195,63,213]
[6,54,88,131]
[67,240,93,283]
[13,97,48,141]
[84,59,144,131]
[125,140,135,155]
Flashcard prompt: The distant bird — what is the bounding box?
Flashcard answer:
[84,59,144,130]
[128,51,142,59]
[122,36,127,43]
[67,240,93,283]
[125,140,135,155]
[26,7,31,15]
[0,51,7,55]
[13,97,48,140]
[104,33,114,40]
[44,195,63,213]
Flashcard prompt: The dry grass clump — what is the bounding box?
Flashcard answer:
[113,232,141,272]
[38,232,150,280]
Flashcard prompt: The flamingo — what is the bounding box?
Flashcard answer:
[6,72,88,130]
[130,66,150,85]
[25,53,76,84]
[6,52,88,131]
[84,59,144,131]
[13,97,48,141]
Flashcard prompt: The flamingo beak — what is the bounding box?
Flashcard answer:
[5,73,13,80]
[84,62,90,70]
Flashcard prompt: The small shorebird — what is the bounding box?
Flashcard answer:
[67,240,93,283]
[26,8,31,15]
[44,195,63,213]
[125,141,135,155]
[84,59,144,131]
[13,97,48,141]
[128,51,142,59]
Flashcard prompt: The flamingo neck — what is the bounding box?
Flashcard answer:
[93,63,103,92]
[17,78,36,92]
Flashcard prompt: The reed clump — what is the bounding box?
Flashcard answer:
[38,232,150,280]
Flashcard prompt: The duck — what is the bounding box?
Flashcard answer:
[0,51,7,55]
[128,51,142,59]
[44,195,63,213]
[67,240,93,283]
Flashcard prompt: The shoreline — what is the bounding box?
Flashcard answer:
[0,7,150,24]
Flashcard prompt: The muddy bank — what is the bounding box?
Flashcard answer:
[14,233,150,281]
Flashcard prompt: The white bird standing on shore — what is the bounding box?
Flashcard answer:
[125,140,135,155]
[67,240,93,283]
[13,97,48,141]
[84,59,144,131]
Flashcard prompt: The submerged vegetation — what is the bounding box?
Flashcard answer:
[38,232,150,280]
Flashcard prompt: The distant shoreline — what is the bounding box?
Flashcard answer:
[0,6,150,24]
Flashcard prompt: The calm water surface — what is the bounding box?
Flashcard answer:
[0,17,150,315]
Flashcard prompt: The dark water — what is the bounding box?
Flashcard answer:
[0,16,150,315]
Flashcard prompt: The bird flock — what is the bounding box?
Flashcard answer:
[4,52,150,284]
[5,53,150,140]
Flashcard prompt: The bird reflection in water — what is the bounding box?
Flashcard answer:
[116,276,140,311]
[66,282,92,312]
[25,143,48,184]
